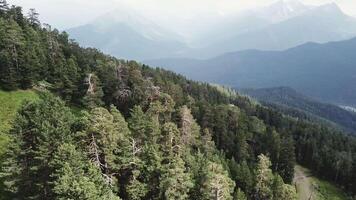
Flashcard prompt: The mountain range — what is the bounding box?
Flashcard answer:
[189,2,356,58]
[145,37,356,107]
[240,87,356,132]
[67,0,356,60]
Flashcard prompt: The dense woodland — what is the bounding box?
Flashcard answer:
[0,2,355,199]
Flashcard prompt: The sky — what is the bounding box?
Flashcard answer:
[8,0,356,30]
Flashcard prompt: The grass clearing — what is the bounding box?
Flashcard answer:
[0,90,39,154]
[0,90,39,133]
[313,178,348,200]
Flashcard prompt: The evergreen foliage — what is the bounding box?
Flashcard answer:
[0,4,355,199]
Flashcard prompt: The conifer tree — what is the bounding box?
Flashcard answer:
[200,128,216,155]
[125,170,148,200]
[200,161,235,200]
[160,156,193,200]
[0,19,24,90]
[85,107,132,186]
[179,105,200,147]
[233,188,247,200]
[82,73,104,108]
[230,160,253,194]
[51,143,120,200]
[255,154,274,200]
[27,8,40,26]
[278,136,296,183]
[161,122,181,156]
[1,93,74,199]
[272,175,297,200]
[19,26,41,89]
[0,0,9,16]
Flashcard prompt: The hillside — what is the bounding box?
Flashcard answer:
[0,3,355,199]
[240,87,356,133]
[145,37,356,107]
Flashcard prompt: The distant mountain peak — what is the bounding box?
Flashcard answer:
[87,5,182,42]
[255,0,312,23]
[317,2,343,14]
[277,0,304,7]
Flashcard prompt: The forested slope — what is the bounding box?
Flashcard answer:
[0,3,355,199]
[240,87,356,133]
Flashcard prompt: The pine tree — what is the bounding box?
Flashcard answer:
[278,136,296,183]
[51,143,120,200]
[82,73,104,108]
[123,105,166,199]
[61,56,80,101]
[128,105,159,145]
[200,161,235,200]
[179,105,200,147]
[125,169,148,200]
[160,156,193,200]
[0,0,9,16]
[0,19,25,90]
[161,122,181,156]
[230,160,253,194]
[1,93,74,199]
[200,128,216,155]
[27,8,40,26]
[255,154,274,200]
[85,106,133,186]
[272,175,297,200]
[233,188,247,200]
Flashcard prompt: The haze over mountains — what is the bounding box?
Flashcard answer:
[67,0,356,60]
[190,2,356,58]
[146,37,356,107]
[67,5,187,60]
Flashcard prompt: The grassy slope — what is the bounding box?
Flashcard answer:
[0,90,38,198]
[0,90,38,155]
[294,165,347,200]
[0,90,38,131]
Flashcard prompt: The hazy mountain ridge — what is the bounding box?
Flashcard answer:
[67,6,188,60]
[189,2,356,58]
[186,0,314,48]
[145,37,356,107]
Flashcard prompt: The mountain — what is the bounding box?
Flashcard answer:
[240,87,356,132]
[188,2,356,58]
[66,1,356,60]
[189,0,313,48]
[145,37,356,107]
[67,6,188,60]
[253,0,312,23]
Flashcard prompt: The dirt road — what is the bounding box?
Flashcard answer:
[293,165,317,200]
